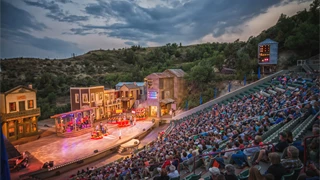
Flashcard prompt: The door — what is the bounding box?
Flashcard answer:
[19,101,25,111]
[122,101,127,109]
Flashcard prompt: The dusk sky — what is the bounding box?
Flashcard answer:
[1,0,313,59]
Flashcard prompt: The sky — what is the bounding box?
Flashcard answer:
[0,0,313,59]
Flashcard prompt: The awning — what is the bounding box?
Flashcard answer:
[160,98,175,104]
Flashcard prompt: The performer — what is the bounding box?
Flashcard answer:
[119,130,122,139]
[99,122,103,131]
[130,115,133,125]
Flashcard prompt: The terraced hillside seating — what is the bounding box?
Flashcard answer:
[263,117,302,143]
[293,114,318,141]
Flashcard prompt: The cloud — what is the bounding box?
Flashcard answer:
[197,0,312,43]
[124,41,147,47]
[79,0,285,44]
[1,1,47,32]
[0,1,83,58]
[124,41,135,46]
[1,29,82,55]
[23,0,88,22]
[56,0,73,4]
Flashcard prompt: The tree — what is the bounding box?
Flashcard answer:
[47,92,57,104]
[186,63,213,85]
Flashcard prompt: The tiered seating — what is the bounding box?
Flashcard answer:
[263,117,302,143]
[293,114,318,141]
[69,72,319,180]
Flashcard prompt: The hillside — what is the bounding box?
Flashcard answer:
[0,0,319,120]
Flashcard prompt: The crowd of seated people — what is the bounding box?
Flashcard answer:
[69,74,319,180]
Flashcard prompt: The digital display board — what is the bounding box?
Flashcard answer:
[259,45,270,63]
[148,91,157,99]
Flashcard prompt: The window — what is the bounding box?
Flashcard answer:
[82,94,88,103]
[32,123,37,132]
[125,91,128,97]
[19,126,23,134]
[140,90,142,95]
[161,91,165,100]
[136,90,139,97]
[159,79,164,89]
[25,124,30,133]
[9,127,15,137]
[75,94,79,103]
[130,91,133,97]
[9,102,16,112]
[91,93,95,101]
[28,100,34,109]
[99,92,103,100]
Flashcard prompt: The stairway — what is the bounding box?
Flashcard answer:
[118,146,125,154]
[301,63,313,73]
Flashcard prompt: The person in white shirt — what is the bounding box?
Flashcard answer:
[167,165,179,178]
[223,143,235,163]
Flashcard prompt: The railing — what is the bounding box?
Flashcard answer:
[1,108,40,120]
[173,70,287,120]
[303,135,320,172]
[188,142,275,175]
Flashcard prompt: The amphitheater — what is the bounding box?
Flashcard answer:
[22,62,319,180]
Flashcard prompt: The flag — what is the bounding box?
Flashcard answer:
[258,66,261,79]
[228,82,231,92]
[214,88,217,99]
[185,100,188,110]
[244,75,246,86]
[1,134,10,180]
[200,94,203,105]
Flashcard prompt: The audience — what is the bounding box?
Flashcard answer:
[209,167,221,180]
[281,146,303,172]
[68,73,319,180]
[224,164,237,180]
[167,165,179,179]
[265,153,286,180]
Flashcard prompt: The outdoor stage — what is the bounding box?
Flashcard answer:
[16,121,154,167]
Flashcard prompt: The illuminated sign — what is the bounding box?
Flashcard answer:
[148,91,157,99]
[259,45,270,63]
[116,109,123,114]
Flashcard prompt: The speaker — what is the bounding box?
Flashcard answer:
[49,161,54,167]
[94,150,98,153]
[42,162,49,169]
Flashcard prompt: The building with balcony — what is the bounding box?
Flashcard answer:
[116,82,146,101]
[119,84,140,110]
[144,69,186,117]
[70,86,105,120]
[104,89,121,117]
[0,85,41,141]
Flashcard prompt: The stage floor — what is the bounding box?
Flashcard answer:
[17,121,154,167]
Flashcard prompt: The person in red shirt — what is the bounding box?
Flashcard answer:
[162,155,171,169]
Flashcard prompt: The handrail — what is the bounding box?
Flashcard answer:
[189,142,275,174]
[303,135,320,172]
